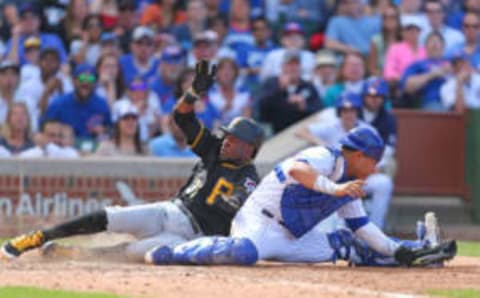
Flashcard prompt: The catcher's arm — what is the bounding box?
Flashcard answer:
[288,161,366,198]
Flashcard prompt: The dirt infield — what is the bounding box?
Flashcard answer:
[1,252,479,298]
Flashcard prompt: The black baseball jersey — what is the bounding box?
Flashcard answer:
[173,110,259,236]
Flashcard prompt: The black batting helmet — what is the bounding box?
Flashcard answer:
[220,117,265,154]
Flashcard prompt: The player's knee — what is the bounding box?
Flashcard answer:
[230,237,259,265]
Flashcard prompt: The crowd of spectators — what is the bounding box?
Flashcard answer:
[0,0,478,159]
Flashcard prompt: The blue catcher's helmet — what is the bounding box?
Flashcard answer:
[340,126,385,162]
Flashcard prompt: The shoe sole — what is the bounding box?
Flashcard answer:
[0,245,17,260]
[413,240,457,267]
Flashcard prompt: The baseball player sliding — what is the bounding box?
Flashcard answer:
[1,60,265,262]
[146,126,456,267]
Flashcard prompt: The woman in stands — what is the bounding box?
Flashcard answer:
[0,102,34,155]
[95,101,146,157]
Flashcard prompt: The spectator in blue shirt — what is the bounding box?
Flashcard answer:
[171,0,208,52]
[43,64,112,142]
[242,17,276,92]
[119,26,160,84]
[150,45,184,105]
[446,0,480,30]
[149,116,196,158]
[325,0,380,56]
[223,0,255,61]
[5,3,67,65]
[447,12,480,69]
[400,32,451,110]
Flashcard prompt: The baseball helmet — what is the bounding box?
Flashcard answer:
[363,77,389,98]
[336,93,362,116]
[220,117,265,151]
[340,126,384,162]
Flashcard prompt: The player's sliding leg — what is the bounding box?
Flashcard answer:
[145,236,258,265]
[1,210,107,259]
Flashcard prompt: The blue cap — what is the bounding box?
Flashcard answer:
[20,3,39,17]
[336,93,362,109]
[161,45,183,63]
[100,32,118,44]
[340,126,385,162]
[363,77,389,97]
[73,63,96,77]
[448,49,468,62]
[283,22,303,35]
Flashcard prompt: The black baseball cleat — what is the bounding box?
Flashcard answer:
[411,240,457,267]
[0,231,45,259]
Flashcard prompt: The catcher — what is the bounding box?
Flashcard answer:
[145,127,457,267]
[1,60,265,262]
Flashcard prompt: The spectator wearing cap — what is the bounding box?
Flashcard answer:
[367,3,402,77]
[325,0,380,56]
[312,49,338,98]
[149,115,195,158]
[383,18,427,84]
[96,53,125,107]
[222,0,255,60]
[399,0,430,35]
[96,100,146,157]
[447,12,480,69]
[186,30,235,67]
[119,26,160,84]
[258,51,321,133]
[5,3,67,65]
[150,45,184,105]
[99,32,122,58]
[70,14,103,66]
[259,22,315,81]
[18,37,42,84]
[115,78,162,142]
[297,92,393,229]
[361,78,397,174]
[323,52,366,108]
[242,16,276,93]
[420,0,465,54]
[16,48,73,132]
[115,0,139,53]
[400,32,451,110]
[171,0,208,52]
[0,61,21,124]
[43,64,111,142]
[89,0,120,30]
[440,52,480,112]
[0,102,34,155]
[18,120,79,158]
[140,0,186,31]
[209,57,252,125]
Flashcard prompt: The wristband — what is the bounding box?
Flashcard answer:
[313,175,339,195]
[183,91,199,104]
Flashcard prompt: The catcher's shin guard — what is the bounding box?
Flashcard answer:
[145,236,258,266]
